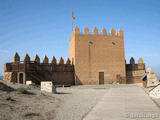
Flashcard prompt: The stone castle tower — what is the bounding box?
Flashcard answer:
[69,26,126,85]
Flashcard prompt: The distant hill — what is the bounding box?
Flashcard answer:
[0,76,3,80]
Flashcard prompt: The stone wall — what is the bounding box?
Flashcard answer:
[126,59,145,83]
[3,72,12,82]
[69,26,126,85]
[3,56,75,85]
[4,27,146,85]
[3,72,17,83]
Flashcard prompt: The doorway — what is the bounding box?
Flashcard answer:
[19,73,24,84]
[99,72,104,84]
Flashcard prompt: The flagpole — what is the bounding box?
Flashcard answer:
[72,19,73,31]
[72,6,73,31]
[72,6,76,31]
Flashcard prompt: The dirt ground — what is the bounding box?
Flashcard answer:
[1,80,160,120]
[0,80,60,120]
[0,80,107,120]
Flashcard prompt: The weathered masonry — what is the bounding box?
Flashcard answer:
[4,53,74,85]
[69,26,145,84]
[3,26,146,85]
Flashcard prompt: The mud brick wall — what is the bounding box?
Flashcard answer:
[3,72,17,83]
[69,26,126,85]
[126,62,145,83]
[4,60,75,85]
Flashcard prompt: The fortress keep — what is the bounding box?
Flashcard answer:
[69,26,126,84]
[3,26,146,85]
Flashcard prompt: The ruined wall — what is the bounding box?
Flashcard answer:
[3,63,17,83]
[3,53,74,85]
[3,72,17,83]
[126,58,145,83]
[69,26,126,85]
[146,68,159,85]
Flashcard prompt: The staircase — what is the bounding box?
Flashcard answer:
[27,65,53,84]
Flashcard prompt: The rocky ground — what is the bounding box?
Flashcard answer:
[0,80,107,120]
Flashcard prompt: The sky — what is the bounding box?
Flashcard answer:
[0,0,160,77]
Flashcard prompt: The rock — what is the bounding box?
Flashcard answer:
[41,81,56,93]
[0,82,14,91]
[26,81,32,85]
[146,68,159,85]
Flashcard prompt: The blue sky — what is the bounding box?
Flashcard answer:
[0,0,160,76]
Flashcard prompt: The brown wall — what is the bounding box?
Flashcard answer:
[4,62,75,85]
[4,27,146,85]
[69,28,126,85]
[126,63,145,83]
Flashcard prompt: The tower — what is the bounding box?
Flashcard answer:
[69,26,126,85]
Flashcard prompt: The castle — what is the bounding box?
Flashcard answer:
[3,26,146,85]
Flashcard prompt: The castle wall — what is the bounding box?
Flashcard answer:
[3,72,17,83]
[126,63,145,83]
[69,27,126,85]
[4,27,146,85]
[3,57,75,85]
[69,32,76,64]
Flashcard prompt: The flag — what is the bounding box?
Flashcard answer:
[72,11,75,21]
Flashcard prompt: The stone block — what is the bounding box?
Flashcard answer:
[41,81,56,93]
[3,72,12,82]
[26,81,32,85]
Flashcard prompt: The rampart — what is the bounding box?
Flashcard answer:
[3,26,146,85]
[3,53,75,85]
[126,57,145,83]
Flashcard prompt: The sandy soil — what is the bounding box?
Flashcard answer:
[0,80,107,120]
[0,80,60,120]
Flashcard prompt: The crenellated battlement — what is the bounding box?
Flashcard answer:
[4,52,74,85]
[11,52,72,65]
[71,26,123,37]
[126,57,145,71]
[69,25,126,84]
[126,57,145,83]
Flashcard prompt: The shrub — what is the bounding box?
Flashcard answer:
[6,96,12,100]
[24,112,40,117]
[17,88,29,94]
[6,96,15,101]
